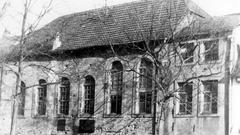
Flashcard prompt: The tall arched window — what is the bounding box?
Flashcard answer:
[111,61,123,114]
[60,77,70,115]
[84,75,95,115]
[139,58,153,114]
[38,79,47,115]
[18,81,26,116]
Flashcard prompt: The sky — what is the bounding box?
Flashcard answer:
[0,0,240,36]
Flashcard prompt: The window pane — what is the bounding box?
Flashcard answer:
[179,93,187,102]
[111,95,117,113]
[60,78,70,115]
[179,103,186,113]
[146,93,152,114]
[139,92,152,114]
[38,80,47,115]
[204,40,219,61]
[139,58,153,89]
[79,120,95,133]
[117,95,122,114]
[204,92,211,102]
[84,76,95,115]
[203,80,218,114]
[180,43,194,63]
[186,102,192,114]
[203,103,211,112]
[111,61,123,114]
[212,100,218,113]
[57,119,66,131]
[178,82,192,114]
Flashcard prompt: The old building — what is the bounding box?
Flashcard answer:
[0,0,240,135]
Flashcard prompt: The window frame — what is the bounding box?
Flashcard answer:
[134,58,153,116]
[177,82,193,115]
[110,94,122,115]
[37,79,47,116]
[201,80,218,115]
[59,77,70,116]
[57,119,66,131]
[78,120,95,133]
[84,75,95,115]
[204,39,219,62]
[139,58,153,90]
[110,61,123,115]
[139,92,152,114]
[180,42,194,63]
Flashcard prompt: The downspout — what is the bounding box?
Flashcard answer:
[225,38,231,135]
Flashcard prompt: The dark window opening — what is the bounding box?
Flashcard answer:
[178,82,193,115]
[57,119,66,131]
[180,43,194,63]
[38,79,47,115]
[139,58,153,114]
[60,77,70,115]
[203,80,218,114]
[111,61,123,114]
[79,120,95,133]
[139,58,153,89]
[111,94,122,114]
[204,40,219,61]
[18,81,26,116]
[139,92,152,114]
[84,75,95,115]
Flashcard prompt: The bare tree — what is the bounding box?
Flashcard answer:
[90,0,224,134]
[0,0,226,135]
[0,0,54,135]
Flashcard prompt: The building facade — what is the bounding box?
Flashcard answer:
[0,0,240,135]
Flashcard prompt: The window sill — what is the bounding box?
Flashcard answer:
[103,113,122,118]
[174,113,194,118]
[79,113,94,118]
[198,113,219,117]
[131,113,152,118]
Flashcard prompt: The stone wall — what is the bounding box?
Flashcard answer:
[0,37,229,135]
[0,56,154,135]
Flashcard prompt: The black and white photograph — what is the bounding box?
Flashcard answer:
[0,0,239,134]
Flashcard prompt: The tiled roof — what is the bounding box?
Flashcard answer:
[177,13,240,38]
[26,0,207,52]
[0,32,18,61]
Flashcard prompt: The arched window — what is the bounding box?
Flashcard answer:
[60,77,70,115]
[84,75,95,115]
[38,79,47,115]
[18,81,26,116]
[139,58,153,114]
[139,58,153,89]
[111,61,123,114]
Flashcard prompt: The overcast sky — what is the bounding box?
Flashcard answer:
[0,0,240,36]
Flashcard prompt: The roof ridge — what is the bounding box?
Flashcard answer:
[183,0,211,18]
[27,0,196,54]
[46,0,150,24]
[223,13,240,16]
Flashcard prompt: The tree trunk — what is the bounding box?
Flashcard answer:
[9,1,28,134]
